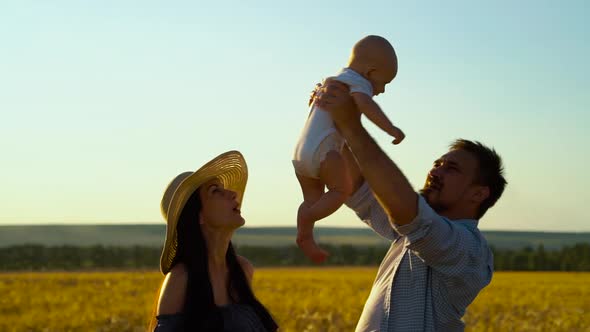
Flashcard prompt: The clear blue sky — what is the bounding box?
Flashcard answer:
[1,1,588,232]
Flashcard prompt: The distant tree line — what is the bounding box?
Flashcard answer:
[0,243,588,271]
[492,243,590,271]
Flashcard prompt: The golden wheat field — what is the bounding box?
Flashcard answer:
[0,268,588,332]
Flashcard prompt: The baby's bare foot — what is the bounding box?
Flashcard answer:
[296,235,329,264]
[297,206,329,263]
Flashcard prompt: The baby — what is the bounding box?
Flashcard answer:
[292,35,404,263]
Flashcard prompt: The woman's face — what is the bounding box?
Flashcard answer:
[198,178,245,230]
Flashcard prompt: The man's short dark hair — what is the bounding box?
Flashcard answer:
[450,139,507,219]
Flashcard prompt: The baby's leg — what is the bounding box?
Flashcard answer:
[295,173,328,263]
[296,150,353,263]
[315,150,353,220]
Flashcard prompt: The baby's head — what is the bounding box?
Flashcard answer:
[347,35,397,95]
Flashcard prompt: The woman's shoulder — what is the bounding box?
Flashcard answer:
[236,255,254,283]
[157,263,189,315]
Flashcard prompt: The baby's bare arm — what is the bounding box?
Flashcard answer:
[352,93,395,133]
[351,93,405,144]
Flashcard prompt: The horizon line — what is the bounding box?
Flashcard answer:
[0,223,589,234]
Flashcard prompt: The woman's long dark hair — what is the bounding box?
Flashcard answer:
[173,189,278,331]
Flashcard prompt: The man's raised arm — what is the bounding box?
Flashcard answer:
[316,80,417,225]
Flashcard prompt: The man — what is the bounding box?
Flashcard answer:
[315,80,507,331]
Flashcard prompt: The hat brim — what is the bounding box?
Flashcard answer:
[160,150,247,274]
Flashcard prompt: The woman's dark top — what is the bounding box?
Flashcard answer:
[154,303,269,332]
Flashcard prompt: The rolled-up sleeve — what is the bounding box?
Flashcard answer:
[345,181,398,241]
[392,195,492,280]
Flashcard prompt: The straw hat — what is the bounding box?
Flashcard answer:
[159,150,248,274]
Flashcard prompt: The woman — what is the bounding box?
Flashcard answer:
[150,151,278,331]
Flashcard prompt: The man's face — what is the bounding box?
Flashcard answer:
[420,149,481,215]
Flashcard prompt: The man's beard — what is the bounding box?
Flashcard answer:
[419,188,447,213]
